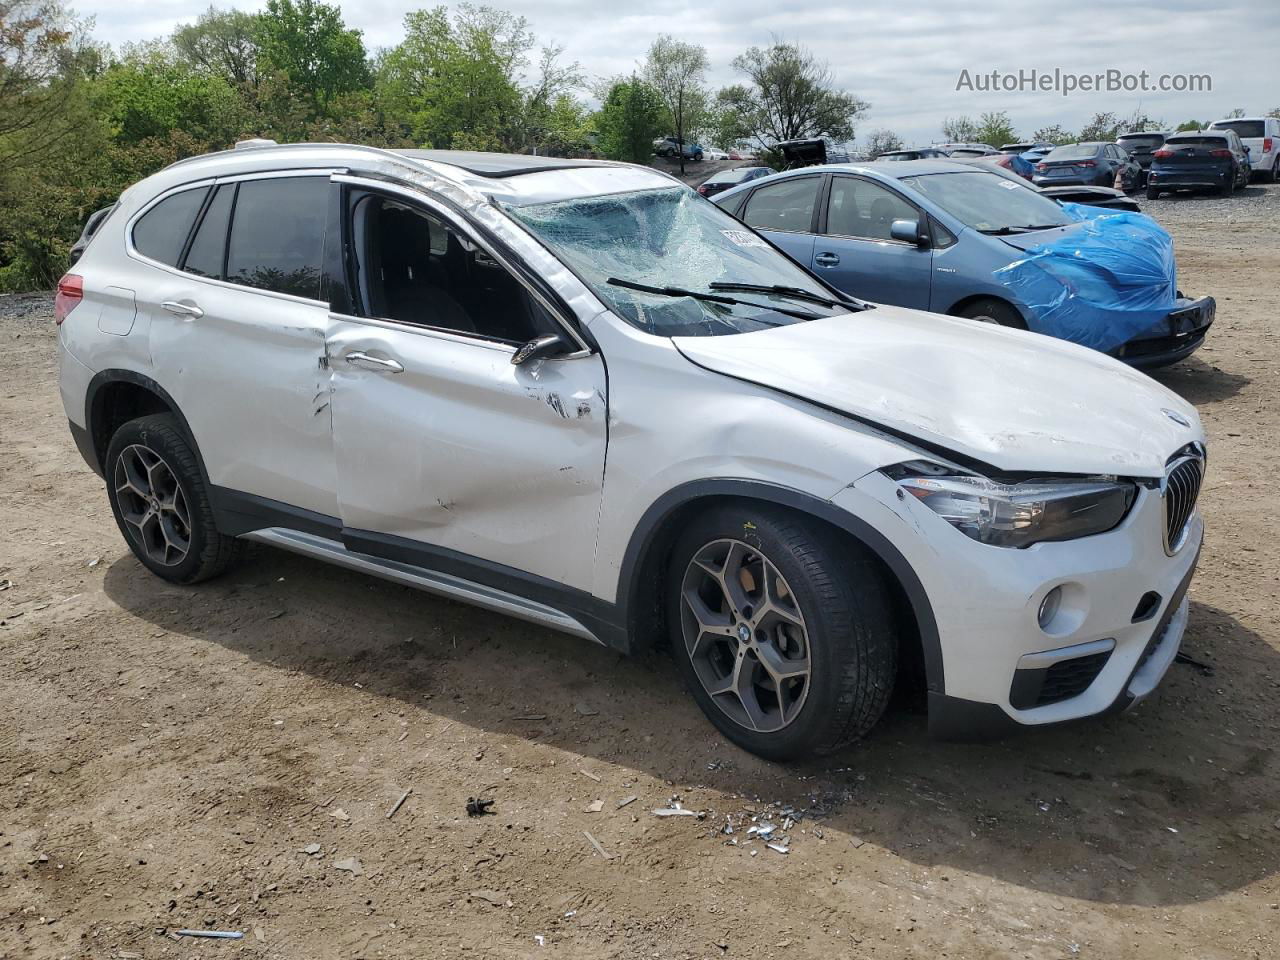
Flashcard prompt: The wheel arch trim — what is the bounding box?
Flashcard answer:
[616,478,945,694]
[84,369,210,487]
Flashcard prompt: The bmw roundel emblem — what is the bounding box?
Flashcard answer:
[1162,408,1191,428]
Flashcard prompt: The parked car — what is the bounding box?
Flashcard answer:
[703,147,730,161]
[776,137,851,168]
[1000,141,1054,155]
[1207,116,1280,182]
[727,148,756,161]
[938,143,999,156]
[1115,131,1171,185]
[696,165,776,198]
[654,137,704,161]
[713,159,1214,367]
[69,205,116,266]
[950,156,1143,210]
[876,148,950,161]
[1147,130,1251,198]
[58,143,1206,758]
[1033,142,1142,191]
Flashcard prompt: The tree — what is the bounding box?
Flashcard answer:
[595,75,664,163]
[1031,124,1074,145]
[973,110,1016,147]
[1175,119,1204,132]
[172,7,259,88]
[509,43,585,154]
[643,35,707,174]
[1268,107,1280,120]
[255,0,369,114]
[93,50,247,146]
[376,5,531,149]
[1118,109,1164,134]
[1225,107,1246,119]
[864,128,903,157]
[0,0,87,169]
[717,40,866,156]
[941,116,978,143]
[1077,111,1120,142]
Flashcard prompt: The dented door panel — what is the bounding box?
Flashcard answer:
[327,319,607,592]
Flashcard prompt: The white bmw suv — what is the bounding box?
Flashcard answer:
[57,143,1206,759]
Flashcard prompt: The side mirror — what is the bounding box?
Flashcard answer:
[511,333,568,366]
[890,218,929,248]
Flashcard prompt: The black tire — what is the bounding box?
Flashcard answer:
[1146,184,1161,200]
[1270,163,1279,184]
[1221,174,1234,197]
[954,297,1027,329]
[105,413,244,584]
[666,504,897,761]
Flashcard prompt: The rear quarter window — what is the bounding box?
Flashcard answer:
[132,186,210,267]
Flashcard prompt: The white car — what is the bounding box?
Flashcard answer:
[1208,117,1280,181]
[56,143,1206,759]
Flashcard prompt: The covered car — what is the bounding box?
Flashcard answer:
[713,160,1213,367]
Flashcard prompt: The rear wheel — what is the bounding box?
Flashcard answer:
[668,505,897,761]
[1270,162,1279,183]
[1221,172,1234,197]
[105,413,244,584]
[1146,184,1161,200]
[954,297,1027,329]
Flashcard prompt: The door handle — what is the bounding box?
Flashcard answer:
[345,351,404,373]
[814,252,841,267]
[161,300,204,319]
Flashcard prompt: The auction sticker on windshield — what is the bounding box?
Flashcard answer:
[720,229,768,248]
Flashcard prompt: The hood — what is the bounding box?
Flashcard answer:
[995,222,1082,253]
[673,306,1202,477]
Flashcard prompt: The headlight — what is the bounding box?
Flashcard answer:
[889,464,1136,548]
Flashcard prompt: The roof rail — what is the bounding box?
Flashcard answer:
[234,138,278,150]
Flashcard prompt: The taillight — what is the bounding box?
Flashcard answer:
[54,274,83,325]
[1076,160,1095,167]
[1153,149,1173,159]
[1265,137,1274,152]
[1210,149,1232,158]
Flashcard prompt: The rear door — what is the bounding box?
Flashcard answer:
[737,175,820,267]
[809,174,932,308]
[141,172,339,518]
[325,179,607,593]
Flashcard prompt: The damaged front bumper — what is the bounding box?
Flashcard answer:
[1112,295,1215,369]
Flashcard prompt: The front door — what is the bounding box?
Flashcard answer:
[810,175,933,308]
[326,184,607,593]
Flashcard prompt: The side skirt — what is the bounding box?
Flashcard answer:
[244,528,608,646]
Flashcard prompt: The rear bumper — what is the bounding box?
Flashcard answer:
[1113,295,1216,369]
[1147,166,1232,189]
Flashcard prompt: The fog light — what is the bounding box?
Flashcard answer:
[1038,586,1062,630]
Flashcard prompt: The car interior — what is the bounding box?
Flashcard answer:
[351,194,558,343]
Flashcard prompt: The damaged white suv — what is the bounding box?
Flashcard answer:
[57,144,1205,759]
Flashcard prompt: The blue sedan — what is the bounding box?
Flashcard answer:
[710,160,1214,368]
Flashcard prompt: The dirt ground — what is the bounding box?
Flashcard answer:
[1,183,1278,960]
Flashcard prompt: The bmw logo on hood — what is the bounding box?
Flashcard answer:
[1162,408,1191,428]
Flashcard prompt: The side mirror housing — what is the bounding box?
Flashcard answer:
[890,218,929,248]
[511,333,568,366]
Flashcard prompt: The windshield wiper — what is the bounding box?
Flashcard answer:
[707,282,861,310]
[980,224,1065,235]
[606,277,820,321]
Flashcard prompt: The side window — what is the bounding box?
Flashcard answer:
[741,177,819,233]
[132,186,210,267]
[225,177,327,299]
[182,183,234,279]
[351,193,557,344]
[826,177,918,242]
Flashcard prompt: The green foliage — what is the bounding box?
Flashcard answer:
[1077,111,1121,142]
[172,7,259,87]
[1031,124,1074,145]
[719,41,865,146]
[644,35,708,167]
[255,0,369,111]
[973,111,1016,147]
[865,129,904,157]
[1175,119,1205,132]
[595,76,665,163]
[93,52,247,145]
[941,116,978,142]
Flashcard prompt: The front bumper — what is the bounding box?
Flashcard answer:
[836,469,1204,740]
[1113,295,1216,369]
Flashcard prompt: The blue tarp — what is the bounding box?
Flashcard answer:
[993,204,1178,351]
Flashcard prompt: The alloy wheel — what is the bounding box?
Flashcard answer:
[679,538,812,732]
[113,444,192,567]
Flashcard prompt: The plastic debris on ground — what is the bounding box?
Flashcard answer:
[993,204,1178,352]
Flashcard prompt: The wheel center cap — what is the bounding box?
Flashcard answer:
[737,624,752,644]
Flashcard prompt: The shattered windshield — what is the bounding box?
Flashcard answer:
[505,187,853,337]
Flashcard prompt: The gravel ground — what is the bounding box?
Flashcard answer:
[0,185,1277,960]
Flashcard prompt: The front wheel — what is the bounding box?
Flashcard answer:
[105,413,244,584]
[954,297,1027,329]
[668,505,897,760]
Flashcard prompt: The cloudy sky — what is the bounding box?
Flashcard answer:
[74,0,1277,147]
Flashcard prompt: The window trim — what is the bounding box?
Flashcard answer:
[125,170,335,309]
[331,174,591,356]
[819,173,927,247]
[739,173,824,236]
